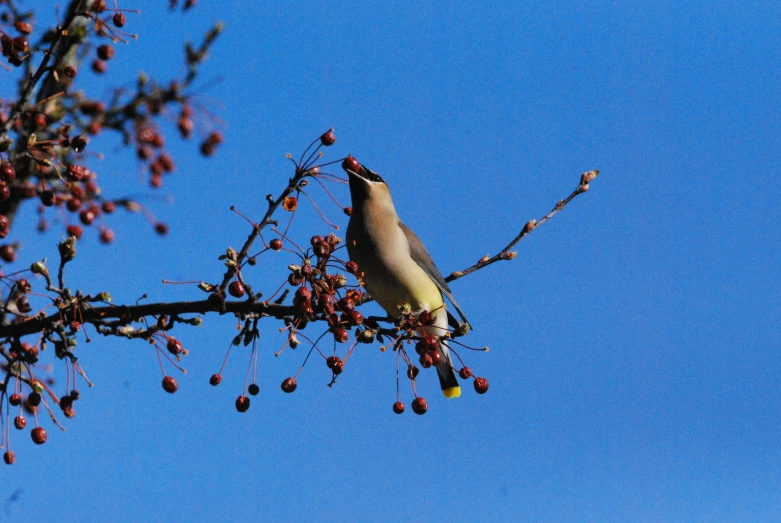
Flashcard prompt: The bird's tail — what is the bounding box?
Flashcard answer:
[429,308,461,398]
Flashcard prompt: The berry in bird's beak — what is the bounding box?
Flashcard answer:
[342,155,361,173]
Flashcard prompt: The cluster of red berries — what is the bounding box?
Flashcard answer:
[199,131,223,157]
[86,1,135,41]
[0,18,31,67]
[91,43,116,74]
[1,376,84,464]
[5,277,34,316]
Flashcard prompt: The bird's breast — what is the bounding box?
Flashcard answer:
[347,209,443,317]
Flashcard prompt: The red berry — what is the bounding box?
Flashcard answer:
[150,160,164,176]
[338,297,355,312]
[248,383,260,396]
[295,286,312,300]
[71,135,89,152]
[67,164,86,181]
[92,0,107,12]
[207,131,223,145]
[419,352,433,369]
[313,241,331,258]
[332,361,344,375]
[458,367,472,380]
[473,377,489,394]
[326,355,341,369]
[429,350,443,366]
[270,238,282,251]
[0,162,15,182]
[208,291,225,308]
[102,201,116,214]
[96,44,114,60]
[293,295,312,314]
[59,395,74,411]
[79,209,95,225]
[112,12,126,27]
[91,60,106,74]
[40,190,55,206]
[67,198,82,212]
[342,155,361,173]
[3,451,15,465]
[235,395,250,412]
[343,207,353,216]
[31,427,47,445]
[393,401,404,414]
[9,393,21,406]
[0,184,10,201]
[159,153,174,172]
[14,20,33,34]
[333,327,349,343]
[320,129,336,146]
[318,293,335,312]
[12,36,28,53]
[407,365,419,380]
[281,377,297,393]
[154,222,169,235]
[88,121,102,135]
[209,373,222,386]
[178,118,193,139]
[13,415,26,430]
[64,65,77,78]
[166,338,183,355]
[27,392,41,407]
[0,245,16,262]
[423,334,439,350]
[411,397,428,415]
[349,310,364,326]
[66,224,83,239]
[345,260,359,274]
[137,146,153,160]
[16,296,31,313]
[200,141,215,157]
[99,228,115,243]
[162,376,178,393]
[228,280,245,298]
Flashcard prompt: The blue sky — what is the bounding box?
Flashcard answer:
[3,1,781,521]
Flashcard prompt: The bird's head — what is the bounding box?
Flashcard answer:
[342,156,391,208]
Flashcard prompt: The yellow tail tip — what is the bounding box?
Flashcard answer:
[443,386,461,399]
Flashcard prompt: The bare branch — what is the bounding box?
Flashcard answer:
[446,170,599,282]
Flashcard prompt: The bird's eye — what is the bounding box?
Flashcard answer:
[361,167,386,184]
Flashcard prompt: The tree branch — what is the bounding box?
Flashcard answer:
[446,169,599,282]
[0,298,299,339]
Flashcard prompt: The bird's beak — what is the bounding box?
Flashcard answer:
[345,166,365,179]
[345,165,372,183]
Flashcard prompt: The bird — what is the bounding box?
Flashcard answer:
[343,157,471,398]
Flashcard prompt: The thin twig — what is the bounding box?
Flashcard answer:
[446,170,599,282]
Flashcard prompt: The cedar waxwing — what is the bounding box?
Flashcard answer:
[344,161,471,398]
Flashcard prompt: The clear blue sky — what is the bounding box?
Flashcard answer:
[4,1,781,521]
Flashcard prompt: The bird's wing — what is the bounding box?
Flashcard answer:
[399,221,472,329]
